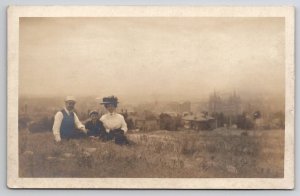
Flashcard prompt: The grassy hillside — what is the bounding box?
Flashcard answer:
[19,128,284,178]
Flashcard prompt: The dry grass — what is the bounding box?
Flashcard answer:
[19,128,284,178]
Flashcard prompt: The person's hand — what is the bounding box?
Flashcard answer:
[54,135,61,142]
[113,129,124,134]
[54,136,61,142]
[80,127,88,134]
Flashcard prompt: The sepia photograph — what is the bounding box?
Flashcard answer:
[7,6,294,189]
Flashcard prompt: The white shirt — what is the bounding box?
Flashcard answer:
[52,108,86,142]
[100,112,128,133]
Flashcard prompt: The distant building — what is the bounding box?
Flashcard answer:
[208,91,242,116]
[182,113,215,130]
[134,111,159,131]
[135,117,159,132]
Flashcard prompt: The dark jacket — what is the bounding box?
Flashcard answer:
[85,119,105,137]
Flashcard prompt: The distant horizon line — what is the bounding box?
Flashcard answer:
[19,92,285,102]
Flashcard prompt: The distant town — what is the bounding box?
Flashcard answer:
[19,91,285,133]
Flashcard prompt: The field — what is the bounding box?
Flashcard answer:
[19,128,284,178]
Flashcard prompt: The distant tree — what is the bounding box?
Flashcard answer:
[159,113,178,131]
[237,112,254,130]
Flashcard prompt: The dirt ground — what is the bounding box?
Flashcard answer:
[18,128,284,178]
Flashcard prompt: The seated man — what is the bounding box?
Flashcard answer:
[85,111,106,139]
[52,96,87,142]
[100,96,129,145]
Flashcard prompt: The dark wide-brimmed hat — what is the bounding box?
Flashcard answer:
[100,96,119,106]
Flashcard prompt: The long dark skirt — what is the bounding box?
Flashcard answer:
[101,129,129,145]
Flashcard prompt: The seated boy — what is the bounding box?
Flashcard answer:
[85,111,105,139]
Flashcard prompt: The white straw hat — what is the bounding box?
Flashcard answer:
[65,96,76,103]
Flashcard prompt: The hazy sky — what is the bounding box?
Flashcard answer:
[20,17,285,102]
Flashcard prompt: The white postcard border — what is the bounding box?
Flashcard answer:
[7,6,295,189]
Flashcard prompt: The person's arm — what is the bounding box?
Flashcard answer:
[120,115,128,133]
[100,115,110,133]
[74,113,87,133]
[52,112,63,142]
[85,121,92,134]
[99,121,106,133]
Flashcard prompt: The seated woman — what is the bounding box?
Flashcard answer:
[85,111,106,139]
[100,96,129,145]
